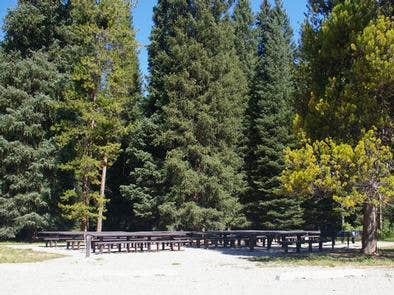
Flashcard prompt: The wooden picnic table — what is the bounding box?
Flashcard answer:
[38,229,332,257]
[191,230,322,251]
[38,231,192,256]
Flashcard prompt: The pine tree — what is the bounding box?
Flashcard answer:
[128,0,248,231]
[118,114,164,230]
[232,0,258,83]
[295,0,385,142]
[119,0,178,230]
[0,0,66,240]
[2,0,69,57]
[55,0,140,231]
[0,51,60,240]
[291,0,393,252]
[245,0,303,229]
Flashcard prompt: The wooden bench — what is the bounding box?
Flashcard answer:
[278,235,322,253]
[94,240,134,253]
[154,239,190,251]
[66,239,84,250]
[277,236,297,253]
[92,239,190,254]
[43,237,60,247]
[193,234,240,249]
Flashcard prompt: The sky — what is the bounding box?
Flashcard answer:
[0,0,308,80]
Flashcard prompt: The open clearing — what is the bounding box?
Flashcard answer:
[0,242,393,295]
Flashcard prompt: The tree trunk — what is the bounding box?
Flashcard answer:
[96,155,108,232]
[362,202,378,255]
[379,202,383,231]
[81,175,90,232]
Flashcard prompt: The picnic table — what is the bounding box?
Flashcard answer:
[38,231,192,256]
[38,229,334,257]
[191,230,323,252]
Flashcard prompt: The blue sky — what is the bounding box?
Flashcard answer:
[0,0,308,80]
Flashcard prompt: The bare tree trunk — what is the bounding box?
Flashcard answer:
[362,202,378,255]
[96,155,108,232]
[379,202,383,231]
[81,175,90,232]
[341,212,345,230]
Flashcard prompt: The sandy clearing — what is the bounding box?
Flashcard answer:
[0,244,393,295]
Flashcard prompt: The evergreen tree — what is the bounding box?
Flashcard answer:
[295,0,393,232]
[245,0,303,229]
[0,0,66,240]
[160,0,248,230]
[55,0,140,231]
[2,0,69,57]
[0,52,60,240]
[292,0,393,251]
[119,114,164,230]
[232,0,258,83]
[119,0,178,230]
[127,0,248,231]
[280,130,393,255]
[295,0,387,142]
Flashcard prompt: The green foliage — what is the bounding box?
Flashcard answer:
[1,0,391,236]
[126,0,248,231]
[244,0,303,229]
[0,0,67,240]
[119,115,164,230]
[0,51,59,239]
[280,130,393,215]
[232,0,258,82]
[55,0,140,229]
[294,0,393,234]
[295,0,392,142]
[2,0,69,56]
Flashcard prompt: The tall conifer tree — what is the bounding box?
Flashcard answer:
[232,0,258,83]
[128,0,248,231]
[294,0,393,250]
[245,0,303,229]
[55,0,140,231]
[120,0,179,230]
[295,0,388,142]
[0,0,66,239]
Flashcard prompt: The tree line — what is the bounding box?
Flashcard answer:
[0,0,392,255]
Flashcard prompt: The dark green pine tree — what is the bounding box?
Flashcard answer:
[159,0,248,230]
[118,0,174,230]
[245,0,303,229]
[2,0,69,57]
[232,0,258,83]
[0,0,66,240]
[124,0,248,231]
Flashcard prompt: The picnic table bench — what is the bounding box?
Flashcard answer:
[38,230,336,257]
[278,234,321,253]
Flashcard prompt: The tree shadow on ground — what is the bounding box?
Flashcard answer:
[191,244,394,266]
[245,248,394,267]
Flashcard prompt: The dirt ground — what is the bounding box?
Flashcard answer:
[1,242,393,295]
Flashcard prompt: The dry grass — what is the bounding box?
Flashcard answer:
[0,246,65,264]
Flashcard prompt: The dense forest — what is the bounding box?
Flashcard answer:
[0,0,392,255]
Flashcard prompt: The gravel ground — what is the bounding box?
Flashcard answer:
[1,243,393,295]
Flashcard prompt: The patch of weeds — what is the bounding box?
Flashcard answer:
[0,246,65,263]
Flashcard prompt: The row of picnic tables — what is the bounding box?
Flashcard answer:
[37,229,346,257]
